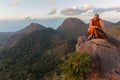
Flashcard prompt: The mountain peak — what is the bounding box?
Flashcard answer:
[18,23,46,34]
[29,22,42,26]
[57,17,86,30]
[63,17,85,24]
[116,21,120,25]
[57,17,88,38]
[27,22,45,29]
[5,23,46,48]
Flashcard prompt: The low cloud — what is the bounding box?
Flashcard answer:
[81,4,93,12]
[111,6,120,12]
[93,8,113,13]
[93,6,120,13]
[48,8,57,15]
[60,4,93,16]
[49,0,55,4]
[61,7,81,16]
[60,5,120,16]
[9,1,20,6]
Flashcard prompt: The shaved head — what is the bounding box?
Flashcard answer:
[94,14,99,16]
[94,14,99,21]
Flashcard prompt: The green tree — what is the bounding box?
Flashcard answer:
[59,52,92,80]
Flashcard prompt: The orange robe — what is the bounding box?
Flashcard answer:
[88,19,107,39]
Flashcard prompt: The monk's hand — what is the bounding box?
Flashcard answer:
[93,26,98,28]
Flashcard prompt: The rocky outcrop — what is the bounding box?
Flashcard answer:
[76,36,120,80]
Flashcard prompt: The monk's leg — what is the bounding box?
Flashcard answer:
[92,28,99,39]
[88,27,94,39]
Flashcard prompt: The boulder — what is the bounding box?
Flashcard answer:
[76,36,120,80]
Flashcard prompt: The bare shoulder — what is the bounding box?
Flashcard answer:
[99,18,103,22]
[90,19,93,22]
[90,18,93,21]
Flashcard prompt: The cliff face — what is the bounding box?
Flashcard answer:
[76,36,120,80]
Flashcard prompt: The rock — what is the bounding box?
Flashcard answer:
[76,36,120,80]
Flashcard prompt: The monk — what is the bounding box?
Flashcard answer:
[88,14,107,40]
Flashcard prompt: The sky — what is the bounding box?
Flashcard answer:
[0,0,119,20]
[0,0,120,32]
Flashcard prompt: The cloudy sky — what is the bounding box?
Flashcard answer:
[0,0,119,21]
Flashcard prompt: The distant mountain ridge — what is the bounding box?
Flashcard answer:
[5,23,46,48]
[107,21,120,39]
[0,17,118,48]
[0,32,15,48]
[103,20,115,28]
[16,23,46,34]
[0,17,65,32]
[57,17,88,38]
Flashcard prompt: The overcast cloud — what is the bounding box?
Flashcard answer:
[48,8,57,15]
[9,1,20,6]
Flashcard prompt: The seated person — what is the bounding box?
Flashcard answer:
[88,14,107,40]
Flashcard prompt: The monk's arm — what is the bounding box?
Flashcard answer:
[100,19,105,32]
[89,19,98,28]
